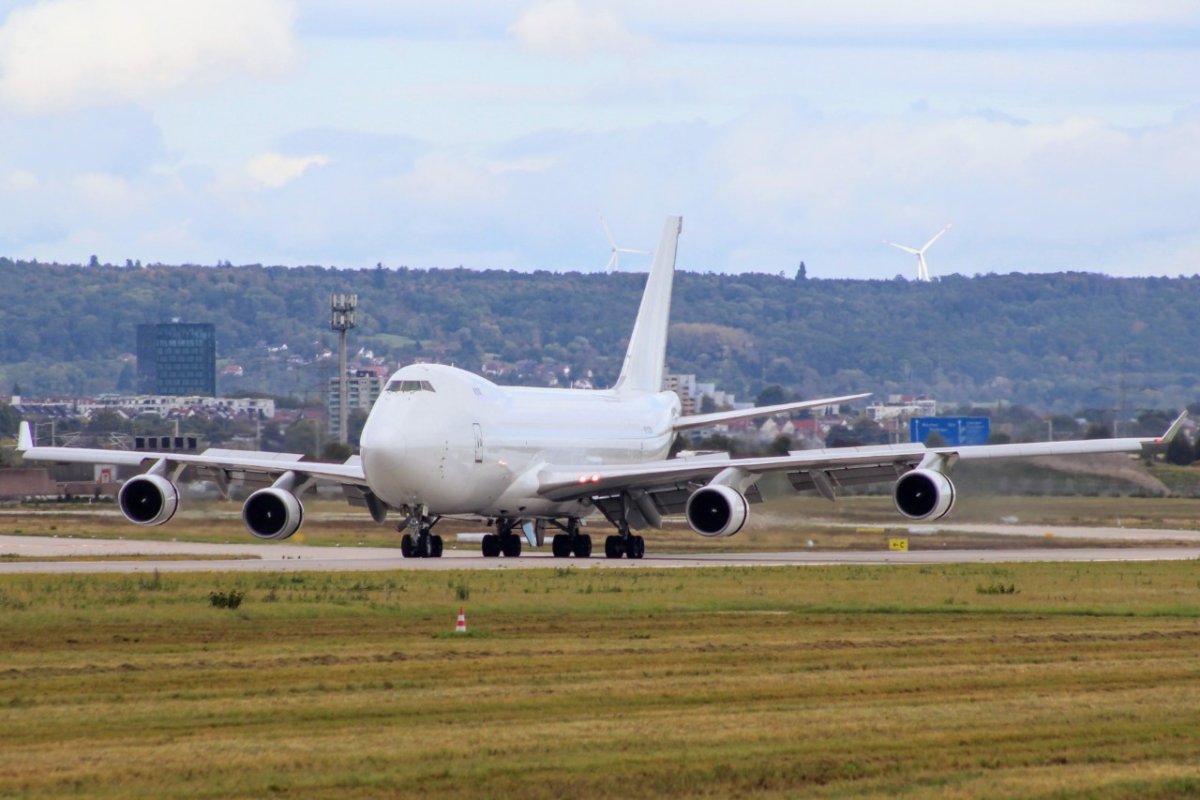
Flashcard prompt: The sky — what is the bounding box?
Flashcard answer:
[0,0,1198,279]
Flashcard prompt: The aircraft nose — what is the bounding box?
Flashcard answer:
[360,413,406,479]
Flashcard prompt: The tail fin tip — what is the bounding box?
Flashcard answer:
[613,215,682,395]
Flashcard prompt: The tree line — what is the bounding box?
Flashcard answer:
[1,256,1198,413]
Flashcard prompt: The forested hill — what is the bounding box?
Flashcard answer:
[1,255,1197,413]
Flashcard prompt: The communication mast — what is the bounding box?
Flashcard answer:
[330,293,358,445]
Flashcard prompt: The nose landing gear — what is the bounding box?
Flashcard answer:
[399,508,443,558]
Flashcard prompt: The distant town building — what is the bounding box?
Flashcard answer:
[328,369,385,440]
[865,395,938,424]
[9,394,273,426]
[136,323,216,396]
[80,394,273,419]
[663,371,738,415]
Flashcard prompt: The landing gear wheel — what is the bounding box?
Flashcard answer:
[431,534,444,558]
[572,534,592,558]
[400,533,415,558]
[627,535,645,560]
[502,535,522,558]
[481,534,500,558]
[552,534,571,558]
[604,535,625,559]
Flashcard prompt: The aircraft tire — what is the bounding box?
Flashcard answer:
[481,534,500,557]
[431,535,444,558]
[400,534,416,558]
[604,535,624,559]
[572,534,592,558]
[502,535,522,557]
[552,534,571,557]
[627,536,645,559]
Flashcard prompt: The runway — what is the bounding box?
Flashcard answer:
[1,532,1197,574]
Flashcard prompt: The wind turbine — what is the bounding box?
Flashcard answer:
[600,214,650,272]
[884,223,952,282]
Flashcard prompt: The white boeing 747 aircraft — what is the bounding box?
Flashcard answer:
[18,217,1185,559]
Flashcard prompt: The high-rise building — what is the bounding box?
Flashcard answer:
[136,323,216,396]
[328,369,385,441]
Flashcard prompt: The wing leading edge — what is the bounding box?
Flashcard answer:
[673,393,871,432]
[16,422,367,488]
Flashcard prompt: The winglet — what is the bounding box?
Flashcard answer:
[17,421,33,451]
[1154,411,1188,444]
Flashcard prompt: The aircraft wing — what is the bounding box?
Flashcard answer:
[539,443,928,506]
[16,422,368,489]
[673,393,870,432]
[538,416,1182,523]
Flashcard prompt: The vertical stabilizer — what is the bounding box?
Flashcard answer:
[613,216,682,395]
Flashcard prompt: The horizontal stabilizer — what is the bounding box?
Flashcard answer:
[674,393,871,432]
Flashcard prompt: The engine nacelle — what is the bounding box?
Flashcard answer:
[118,474,179,526]
[242,487,304,540]
[893,469,956,521]
[685,484,749,538]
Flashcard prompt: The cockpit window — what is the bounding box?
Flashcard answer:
[386,379,436,393]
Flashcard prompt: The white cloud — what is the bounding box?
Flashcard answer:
[245,152,329,188]
[1,1,1199,277]
[509,1,647,59]
[386,155,506,210]
[3,168,38,190]
[0,0,297,113]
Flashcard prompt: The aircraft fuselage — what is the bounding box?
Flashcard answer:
[359,363,680,518]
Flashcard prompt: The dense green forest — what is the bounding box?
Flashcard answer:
[1,256,1197,413]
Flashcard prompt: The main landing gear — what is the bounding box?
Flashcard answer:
[400,510,443,558]
[604,520,644,560]
[550,518,592,558]
[482,517,524,558]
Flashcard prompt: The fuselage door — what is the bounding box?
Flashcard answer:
[473,423,484,463]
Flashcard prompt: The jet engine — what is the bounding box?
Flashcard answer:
[893,469,956,521]
[117,474,179,526]
[685,484,749,538]
[242,487,304,540]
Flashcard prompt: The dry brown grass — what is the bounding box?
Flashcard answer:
[2,563,1200,798]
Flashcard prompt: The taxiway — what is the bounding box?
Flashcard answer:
[0,531,1196,574]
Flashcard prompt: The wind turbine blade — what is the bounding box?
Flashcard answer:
[605,251,618,271]
[885,241,921,255]
[618,247,652,255]
[600,214,618,249]
[920,223,952,252]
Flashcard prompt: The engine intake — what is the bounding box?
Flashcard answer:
[685,484,749,538]
[893,469,956,521]
[118,474,179,526]
[242,488,304,540]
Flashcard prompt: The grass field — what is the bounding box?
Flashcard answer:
[3,562,1200,798]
